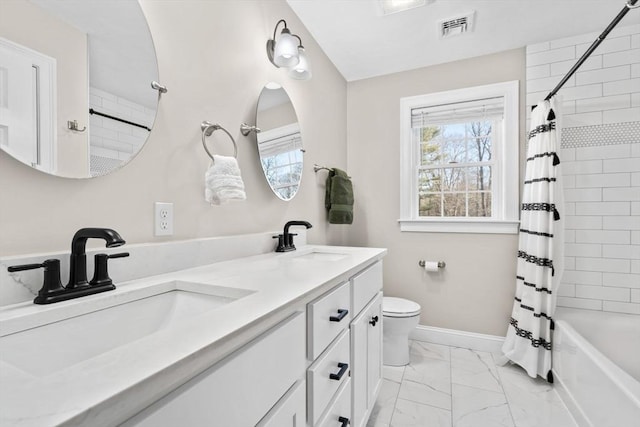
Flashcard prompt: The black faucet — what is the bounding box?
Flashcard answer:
[67,228,125,289]
[7,228,129,304]
[275,220,312,252]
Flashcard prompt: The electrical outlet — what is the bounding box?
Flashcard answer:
[154,202,174,236]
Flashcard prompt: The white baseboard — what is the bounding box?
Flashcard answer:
[409,325,505,353]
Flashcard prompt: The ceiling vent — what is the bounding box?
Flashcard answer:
[438,11,475,39]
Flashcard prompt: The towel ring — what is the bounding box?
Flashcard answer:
[201,121,238,162]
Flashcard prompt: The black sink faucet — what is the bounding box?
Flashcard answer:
[67,228,126,289]
[275,220,312,252]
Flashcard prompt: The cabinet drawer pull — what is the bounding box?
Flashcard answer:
[329,309,349,322]
[369,315,379,326]
[338,416,351,426]
[329,362,349,381]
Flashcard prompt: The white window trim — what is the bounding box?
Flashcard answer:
[399,80,520,234]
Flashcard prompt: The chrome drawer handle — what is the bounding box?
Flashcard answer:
[338,416,350,426]
[329,309,349,322]
[329,362,349,381]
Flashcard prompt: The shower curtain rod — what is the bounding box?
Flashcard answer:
[544,0,639,101]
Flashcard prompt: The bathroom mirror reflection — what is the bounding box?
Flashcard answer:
[255,83,303,201]
[0,0,159,178]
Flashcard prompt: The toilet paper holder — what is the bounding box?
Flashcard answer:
[418,260,446,269]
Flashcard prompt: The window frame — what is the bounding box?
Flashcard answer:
[399,81,520,234]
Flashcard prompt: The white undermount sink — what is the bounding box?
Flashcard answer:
[290,249,349,262]
[0,281,254,377]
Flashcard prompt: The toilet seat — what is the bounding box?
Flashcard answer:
[382,297,421,318]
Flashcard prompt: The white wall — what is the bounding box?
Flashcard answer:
[346,49,526,336]
[526,24,640,316]
[0,0,348,256]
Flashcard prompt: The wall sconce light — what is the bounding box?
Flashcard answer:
[266,19,312,80]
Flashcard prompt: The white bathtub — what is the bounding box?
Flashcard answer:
[553,307,640,427]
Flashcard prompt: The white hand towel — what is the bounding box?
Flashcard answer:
[205,155,246,205]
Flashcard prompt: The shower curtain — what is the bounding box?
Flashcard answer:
[502,97,564,381]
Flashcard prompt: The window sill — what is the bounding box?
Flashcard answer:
[398,219,519,234]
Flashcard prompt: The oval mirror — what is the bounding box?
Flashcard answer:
[0,0,159,178]
[255,83,303,201]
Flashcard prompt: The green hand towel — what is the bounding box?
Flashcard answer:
[325,168,354,224]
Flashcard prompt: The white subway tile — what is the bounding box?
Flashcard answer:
[575,201,630,215]
[632,289,640,303]
[565,215,602,229]
[528,75,574,93]
[576,173,630,188]
[564,188,602,202]
[603,272,640,288]
[603,78,640,96]
[562,270,603,285]
[101,139,134,154]
[577,36,630,57]
[633,202,640,216]
[91,126,118,140]
[551,56,601,77]
[527,64,551,80]
[564,112,603,128]
[603,49,640,68]
[90,146,119,159]
[576,230,630,244]
[118,151,134,161]
[565,229,576,243]
[603,187,640,201]
[603,107,640,124]
[603,215,640,230]
[633,93,640,108]
[633,172,640,187]
[563,160,603,175]
[633,33,640,50]
[633,260,640,274]
[633,64,640,79]
[610,25,640,38]
[89,94,102,107]
[565,256,576,271]
[603,158,640,173]
[632,144,640,158]
[89,115,103,127]
[563,175,576,189]
[576,144,631,160]
[602,244,640,259]
[576,66,631,86]
[633,231,640,245]
[559,83,603,101]
[102,117,134,135]
[89,136,103,147]
[90,87,117,101]
[527,42,550,55]
[559,148,576,161]
[118,132,146,145]
[117,97,145,112]
[550,32,598,49]
[527,46,575,67]
[566,243,602,257]
[564,202,576,216]
[576,257,630,273]
[602,301,640,314]
[557,297,602,310]
[560,100,576,115]
[576,94,631,113]
[558,283,576,297]
[526,90,549,107]
[575,284,630,301]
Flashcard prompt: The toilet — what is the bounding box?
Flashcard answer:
[382,296,421,366]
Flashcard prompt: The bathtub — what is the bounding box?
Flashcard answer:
[553,307,640,427]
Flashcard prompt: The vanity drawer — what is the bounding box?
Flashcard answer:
[316,377,352,427]
[308,281,351,360]
[307,329,351,425]
[351,261,382,315]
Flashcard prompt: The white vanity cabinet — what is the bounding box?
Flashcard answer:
[121,312,306,427]
[307,260,383,427]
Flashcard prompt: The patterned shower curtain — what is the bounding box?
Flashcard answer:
[502,98,564,381]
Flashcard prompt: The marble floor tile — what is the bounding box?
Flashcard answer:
[452,384,515,427]
[410,340,451,362]
[367,378,401,427]
[399,378,452,411]
[391,398,452,427]
[451,347,503,393]
[496,363,577,427]
[383,365,406,383]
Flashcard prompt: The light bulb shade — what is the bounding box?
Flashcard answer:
[273,30,300,67]
[288,47,312,80]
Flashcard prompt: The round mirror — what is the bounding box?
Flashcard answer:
[255,83,303,201]
[0,0,159,178]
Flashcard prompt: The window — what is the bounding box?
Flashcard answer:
[399,81,519,234]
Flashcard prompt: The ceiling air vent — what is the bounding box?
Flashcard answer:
[439,11,475,39]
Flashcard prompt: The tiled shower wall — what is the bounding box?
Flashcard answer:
[526,24,640,315]
[88,87,155,176]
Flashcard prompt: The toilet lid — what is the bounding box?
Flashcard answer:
[383,297,421,317]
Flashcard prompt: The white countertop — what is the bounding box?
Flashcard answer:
[0,245,386,427]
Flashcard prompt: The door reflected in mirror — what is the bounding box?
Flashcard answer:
[255,83,303,201]
[0,0,158,178]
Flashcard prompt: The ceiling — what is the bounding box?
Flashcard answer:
[287,0,640,81]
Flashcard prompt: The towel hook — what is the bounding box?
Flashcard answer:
[201,121,238,162]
